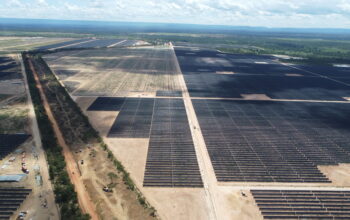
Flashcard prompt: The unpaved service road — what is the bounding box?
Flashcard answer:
[28,58,99,220]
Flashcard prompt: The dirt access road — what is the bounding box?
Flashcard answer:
[28,58,99,220]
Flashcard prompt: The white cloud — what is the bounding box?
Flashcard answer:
[0,0,349,28]
[6,0,24,7]
[36,0,48,6]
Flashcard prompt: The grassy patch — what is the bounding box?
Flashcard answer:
[0,101,28,133]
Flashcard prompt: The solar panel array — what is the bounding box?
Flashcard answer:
[192,99,350,182]
[174,47,350,101]
[67,39,124,49]
[36,38,90,50]
[0,134,30,160]
[143,98,203,187]
[300,64,350,86]
[0,188,31,219]
[37,39,137,51]
[251,190,350,219]
[156,90,182,97]
[0,57,20,80]
[87,97,203,187]
[108,98,154,138]
[87,97,125,111]
[183,74,349,101]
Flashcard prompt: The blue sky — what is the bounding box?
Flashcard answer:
[1,0,350,28]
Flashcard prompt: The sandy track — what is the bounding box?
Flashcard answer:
[28,58,99,220]
[170,42,219,220]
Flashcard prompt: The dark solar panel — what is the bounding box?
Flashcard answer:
[0,134,30,160]
[175,47,350,101]
[252,190,350,219]
[87,97,125,111]
[193,99,350,183]
[108,98,154,138]
[156,90,182,97]
[36,38,90,50]
[143,98,203,187]
[0,188,31,219]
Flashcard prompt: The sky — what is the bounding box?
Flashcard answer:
[1,0,350,28]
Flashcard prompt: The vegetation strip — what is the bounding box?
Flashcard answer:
[24,51,158,218]
[22,52,91,220]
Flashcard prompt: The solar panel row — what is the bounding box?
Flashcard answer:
[252,190,350,219]
[36,38,90,50]
[156,90,182,97]
[193,99,350,182]
[175,47,350,101]
[108,98,154,138]
[143,98,203,187]
[0,134,30,160]
[37,39,136,51]
[87,97,125,111]
[66,39,124,49]
[0,57,20,80]
[0,188,31,219]
[87,97,203,187]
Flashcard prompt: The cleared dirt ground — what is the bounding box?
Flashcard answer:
[319,164,350,187]
[44,46,182,97]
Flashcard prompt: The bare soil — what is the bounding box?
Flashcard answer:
[76,144,155,220]
[319,164,350,187]
[241,94,272,100]
[216,71,235,75]
[285,73,303,77]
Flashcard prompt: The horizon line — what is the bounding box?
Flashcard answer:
[1,17,350,31]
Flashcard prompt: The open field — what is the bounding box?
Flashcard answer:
[42,42,350,220]
[44,45,182,96]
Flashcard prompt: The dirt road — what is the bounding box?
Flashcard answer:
[170,42,219,220]
[28,58,99,220]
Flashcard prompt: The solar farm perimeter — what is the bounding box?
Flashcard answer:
[44,44,350,220]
